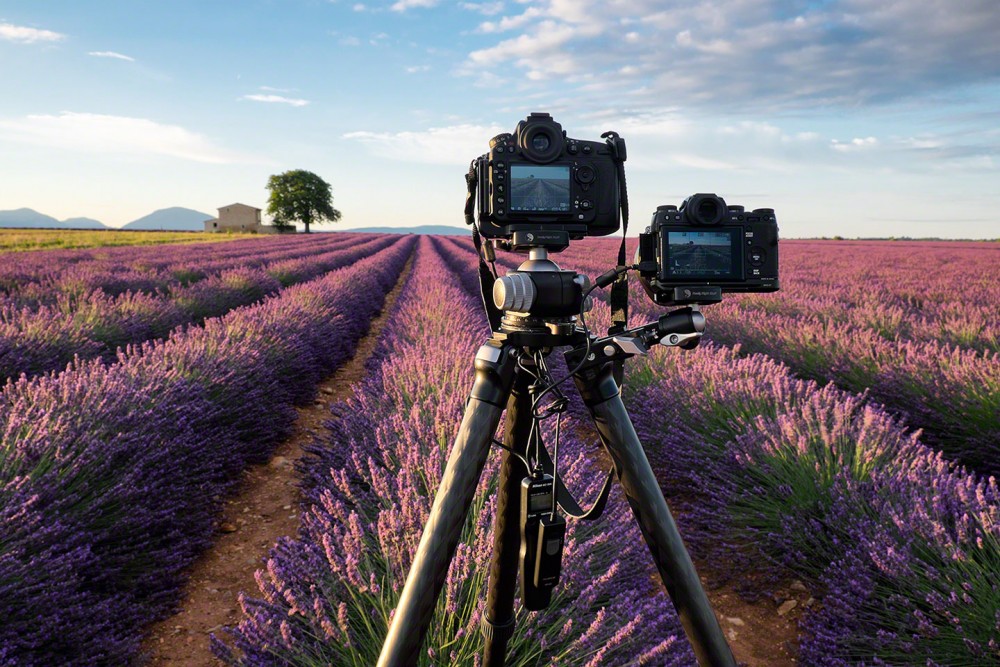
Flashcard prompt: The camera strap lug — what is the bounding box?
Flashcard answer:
[602,131,630,387]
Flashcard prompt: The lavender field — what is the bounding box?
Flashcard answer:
[1,233,998,665]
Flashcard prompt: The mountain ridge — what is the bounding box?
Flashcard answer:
[0,207,213,231]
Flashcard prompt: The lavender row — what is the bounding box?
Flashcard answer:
[0,234,400,383]
[540,283,998,665]
[0,235,415,666]
[623,338,1000,664]
[438,235,1000,477]
[213,236,695,665]
[0,233,367,310]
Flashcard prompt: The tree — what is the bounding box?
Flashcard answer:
[266,169,342,233]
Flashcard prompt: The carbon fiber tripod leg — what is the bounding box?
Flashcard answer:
[378,341,516,667]
[574,362,737,667]
[481,367,534,666]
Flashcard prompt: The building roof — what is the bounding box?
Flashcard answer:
[218,203,261,212]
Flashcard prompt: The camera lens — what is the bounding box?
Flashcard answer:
[532,133,551,152]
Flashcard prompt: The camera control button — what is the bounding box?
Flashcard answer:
[582,145,593,154]
[575,166,596,184]
[497,184,505,193]
[498,197,505,204]
[748,246,766,267]
[568,144,579,155]
[496,161,505,169]
[580,200,593,210]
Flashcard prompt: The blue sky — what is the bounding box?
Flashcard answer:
[1,0,998,238]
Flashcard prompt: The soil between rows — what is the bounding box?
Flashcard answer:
[140,252,414,665]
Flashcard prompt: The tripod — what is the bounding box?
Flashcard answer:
[377,250,736,667]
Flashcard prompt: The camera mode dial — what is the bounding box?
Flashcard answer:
[490,133,513,149]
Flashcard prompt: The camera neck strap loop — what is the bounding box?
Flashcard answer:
[467,159,504,332]
[603,132,630,386]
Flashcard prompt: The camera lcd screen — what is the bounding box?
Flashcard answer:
[509,164,571,212]
[529,492,552,513]
[665,230,736,278]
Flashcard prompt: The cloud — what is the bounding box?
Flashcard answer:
[461,1,504,15]
[459,0,1000,110]
[240,94,310,107]
[343,123,506,165]
[390,0,437,11]
[88,51,135,62]
[0,112,257,163]
[0,22,65,43]
[405,65,431,73]
[831,136,879,152]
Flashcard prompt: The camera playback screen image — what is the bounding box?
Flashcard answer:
[666,231,734,277]
[509,165,571,212]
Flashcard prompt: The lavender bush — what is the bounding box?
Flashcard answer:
[214,237,694,666]
[0,235,415,666]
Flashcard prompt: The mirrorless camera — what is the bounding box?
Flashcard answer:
[470,112,625,245]
[636,193,779,306]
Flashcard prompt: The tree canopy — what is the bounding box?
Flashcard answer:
[265,169,342,233]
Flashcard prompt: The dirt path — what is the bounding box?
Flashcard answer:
[141,254,414,666]
[698,566,809,665]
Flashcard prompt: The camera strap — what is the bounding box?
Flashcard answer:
[465,159,504,332]
[603,132,629,386]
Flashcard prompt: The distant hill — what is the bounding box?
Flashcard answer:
[343,225,469,236]
[122,207,213,231]
[59,217,107,230]
[0,208,109,229]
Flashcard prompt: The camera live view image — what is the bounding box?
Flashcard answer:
[667,232,734,278]
[1,2,998,667]
[510,165,571,212]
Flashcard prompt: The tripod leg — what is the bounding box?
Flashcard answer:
[481,367,534,666]
[378,341,516,667]
[574,363,737,667]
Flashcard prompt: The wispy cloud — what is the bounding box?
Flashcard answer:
[390,0,438,12]
[0,22,65,44]
[460,1,504,15]
[240,94,310,107]
[405,65,430,73]
[0,112,257,163]
[88,51,135,62]
[344,122,505,165]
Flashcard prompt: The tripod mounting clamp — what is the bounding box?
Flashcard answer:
[566,306,705,372]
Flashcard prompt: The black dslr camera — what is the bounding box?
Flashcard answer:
[636,193,779,306]
[468,112,625,249]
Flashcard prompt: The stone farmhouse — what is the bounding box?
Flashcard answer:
[204,203,284,233]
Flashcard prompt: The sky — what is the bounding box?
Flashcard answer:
[1,0,998,239]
